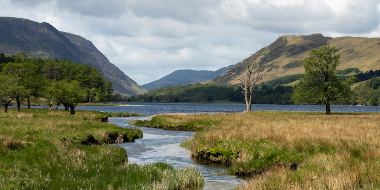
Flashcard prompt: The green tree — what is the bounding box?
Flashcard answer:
[0,75,15,113]
[90,88,98,103]
[369,78,380,90]
[96,87,105,103]
[293,45,354,114]
[367,89,380,106]
[48,80,83,114]
[206,95,214,103]
[43,61,60,81]
[1,53,37,111]
[104,81,114,102]
[43,80,58,110]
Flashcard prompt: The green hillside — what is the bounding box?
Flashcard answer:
[210,34,380,85]
[0,17,145,96]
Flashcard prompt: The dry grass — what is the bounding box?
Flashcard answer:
[151,111,380,189]
[0,135,27,151]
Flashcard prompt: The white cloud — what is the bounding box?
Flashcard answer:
[0,0,380,85]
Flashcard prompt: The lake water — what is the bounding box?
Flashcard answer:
[22,103,380,189]
[73,103,380,116]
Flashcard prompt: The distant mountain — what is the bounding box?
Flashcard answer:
[142,65,231,91]
[210,33,380,85]
[0,17,145,96]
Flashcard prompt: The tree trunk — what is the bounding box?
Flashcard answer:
[64,104,69,110]
[246,102,251,112]
[70,105,75,115]
[16,97,21,112]
[4,105,8,113]
[245,86,253,112]
[27,96,30,109]
[326,103,331,115]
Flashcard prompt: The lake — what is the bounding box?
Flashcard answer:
[73,103,380,116]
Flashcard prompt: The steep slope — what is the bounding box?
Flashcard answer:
[62,32,146,95]
[0,17,80,61]
[142,65,231,91]
[211,34,380,85]
[0,17,145,96]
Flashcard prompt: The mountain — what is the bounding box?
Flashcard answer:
[142,65,231,91]
[210,33,380,85]
[0,17,145,96]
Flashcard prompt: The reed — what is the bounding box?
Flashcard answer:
[141,111,380,189]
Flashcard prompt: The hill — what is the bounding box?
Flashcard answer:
[142,65,231,91]
[211,34,380,85]
[0,17,145,96]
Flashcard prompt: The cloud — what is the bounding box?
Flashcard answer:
[55,0,128,18]
[0,0,380,85]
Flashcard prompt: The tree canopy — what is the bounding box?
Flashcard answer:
[0,52,114,114]
[292,45,355,114]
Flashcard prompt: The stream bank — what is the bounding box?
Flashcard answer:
[109,116,246,190]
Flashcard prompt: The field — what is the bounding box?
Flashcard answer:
[133,111,380,189]
[0,108,203,189]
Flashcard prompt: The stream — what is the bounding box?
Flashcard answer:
[109,116,246,190]
[24,103,380,189]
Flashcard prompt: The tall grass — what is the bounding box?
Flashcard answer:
[0,108,204,189]
[141,111,380,189]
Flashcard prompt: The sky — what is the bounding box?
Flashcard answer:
[1,0,380,85]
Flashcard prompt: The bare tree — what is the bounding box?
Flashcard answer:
[229,55,264,112]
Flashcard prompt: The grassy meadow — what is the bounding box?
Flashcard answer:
[133,111,380,189]
[0,108,203,189]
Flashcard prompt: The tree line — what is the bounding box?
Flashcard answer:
[130,54,380,110]
[130,82,294,105]
[0,52,113,114]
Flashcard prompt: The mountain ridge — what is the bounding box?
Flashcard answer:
[210,33,380,85]
[142,65,231,91]
[0,17,145,96]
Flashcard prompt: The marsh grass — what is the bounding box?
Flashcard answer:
[0,108,203,189]
[131,113,222,131]
[103,112,145,117]
[142,111,380,189]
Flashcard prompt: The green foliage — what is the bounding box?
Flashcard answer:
[0,53,39,111]
[134,82,295,105]
[369,78,380,90]
[293,46,355,114]
[0,52,114,112]
[338,67,360,75]
[355,69,380,82]
[0,75,16,112]
[104,81,114,102]
[96,86,105,103]
[354,80,380,106]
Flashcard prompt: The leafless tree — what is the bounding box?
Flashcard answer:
[229,55,264,112]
